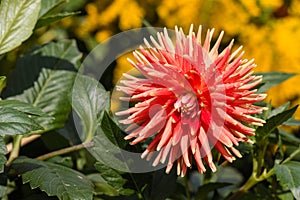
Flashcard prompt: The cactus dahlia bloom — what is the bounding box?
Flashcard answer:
[116,25,266,176]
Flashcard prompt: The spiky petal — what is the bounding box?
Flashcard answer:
[116,25,266,176]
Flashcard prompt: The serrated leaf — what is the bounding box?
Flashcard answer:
[72,75,110,142]
[256,72,296,93]
[3,40,81,97]
[36,11,80,28]
[0,100,47,116]
[256,105,298,139]
[12,157,94,200]
[0,107,43,137]
[0,0,41,54]
[38,0,65,18]
[0,76,6,94]
[10,68,75,132]
[94,162,134,196]
[275,161,300,199]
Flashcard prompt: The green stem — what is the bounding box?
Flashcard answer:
[6,135,23,166]
[229,146,300,200]
[282,146,300,164]
[36,142,94,161]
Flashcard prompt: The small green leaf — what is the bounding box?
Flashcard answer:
[0,76,6,94]
[13,157,94,200]
[0,107,43,137]
[256,72,296,93]
[87,173,119,196]
[275,161,300,199]
[10,68,76,132]
[94,162,134,196]
[0,0,41,54]
[72,75,110,142]
[256,105,298,139]
[36,11,80,28]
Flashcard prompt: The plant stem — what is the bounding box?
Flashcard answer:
[282,146,300,164]
[36,142,94,161]
[229,146,300,200]
[6,135,23,166]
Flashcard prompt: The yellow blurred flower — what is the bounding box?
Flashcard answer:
[95,30,112,42]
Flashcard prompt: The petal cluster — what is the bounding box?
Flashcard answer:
[116,25,266,176]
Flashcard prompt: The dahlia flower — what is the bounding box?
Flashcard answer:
[116,25,266,176]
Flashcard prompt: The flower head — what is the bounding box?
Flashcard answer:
[116,25,266,176]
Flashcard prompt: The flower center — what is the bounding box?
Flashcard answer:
[174,93,198,116]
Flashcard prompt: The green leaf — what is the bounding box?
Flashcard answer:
[72,75,110,142]
[0,100,47,116]
[0,137,7,154]
[38,0,65,18]
[0,0,41,54]
[0,137,7,173]
[256,105,298,139]
[195,182,232,200]
[0,76,6,94]
[275,161,300,199]
[12,157,94,200]
[99,111,128,149]
[0,155,6,173]
[268,102,290,119]
[284,118,300,126]
[36,11,80,28]
[4,40,81,97]
[10,68,75,132]
[291,187,300,200]
[87,173,119,196]
[0,107,43,137]
[94,162,134,196]
[256,72,296,93]
[278,129,300,146]
[90,111,134,172]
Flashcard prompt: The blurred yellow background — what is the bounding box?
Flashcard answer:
[62,0,300,118]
